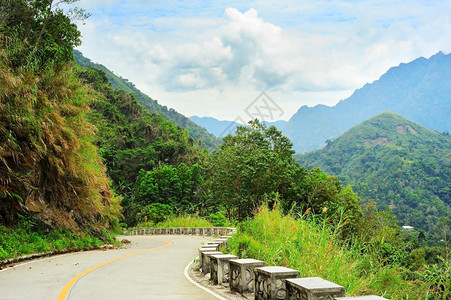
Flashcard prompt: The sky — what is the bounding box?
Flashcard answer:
[74,0,451,121]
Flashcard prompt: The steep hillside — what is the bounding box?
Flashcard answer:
[284,52,451,153]
[77,67,208,225]
[297,112,451,234]
[0,3,120,232]
[74,50,220,150]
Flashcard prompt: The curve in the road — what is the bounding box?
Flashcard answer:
[57,238,172,300]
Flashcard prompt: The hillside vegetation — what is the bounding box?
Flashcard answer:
[74,51,221,150]
[297,112,451,237]
[77,66,208,225]
[0,0,120,232]
[228,205,450,299]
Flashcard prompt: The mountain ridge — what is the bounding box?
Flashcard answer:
[296,111,451,234]
[284,52,451,153]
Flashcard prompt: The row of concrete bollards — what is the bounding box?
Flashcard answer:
[126,227,236,237]
[199,231,388,300]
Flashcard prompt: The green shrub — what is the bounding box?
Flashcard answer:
[138,203,173,224]
[409,248,427,270]
[0,246,8,260]
[419,257,451,299]
[227,204,428,299]
[208,211,229,227]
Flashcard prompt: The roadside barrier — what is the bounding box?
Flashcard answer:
[125,227,387,300]
[124,227,236,237]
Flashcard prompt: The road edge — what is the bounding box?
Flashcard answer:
[184,257,228,300]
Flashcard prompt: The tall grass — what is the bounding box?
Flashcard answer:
[227,205,429,299]
[0,39,121,233]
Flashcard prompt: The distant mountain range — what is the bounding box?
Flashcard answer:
[284,52,451,153]
[190,52,450,154]
[74,50,221,150]
[189,116,287,137]
[296,112,451,234]
[75,49,450,156]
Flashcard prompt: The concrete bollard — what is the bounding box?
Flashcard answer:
[229,259,266,294]
[198,246,219,266]
[213,238,228,249]
[201,244,219,251]
[210,254,238,285]
[254,266,300,300]
[286,277,345,300]
[335,297,389,300]
[201,251,223,274]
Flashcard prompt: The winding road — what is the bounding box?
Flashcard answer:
[0,235,218,299]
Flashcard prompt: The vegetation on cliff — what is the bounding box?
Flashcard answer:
[0,0,120,232]
[0,0,123,259]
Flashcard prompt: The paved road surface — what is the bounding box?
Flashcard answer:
[0,235,218,300]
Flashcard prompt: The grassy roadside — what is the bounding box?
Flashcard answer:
[0,220,120,262]
[226,205,430,299]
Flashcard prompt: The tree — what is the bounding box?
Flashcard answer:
[436,217,451,259]
[203,120,305,220]
[336,185,364,237]
[137,203,173,224]
[120,163,204,225]
[0,0,88,70]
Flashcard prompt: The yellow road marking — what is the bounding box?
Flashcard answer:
[57,238,172,300]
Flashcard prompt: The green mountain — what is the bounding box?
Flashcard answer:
[73,50,220,150]
[284,52,451,153]
[296,112,451,234]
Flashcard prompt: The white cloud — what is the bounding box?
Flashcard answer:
[128,8,306,92]
[75,1,451,120]
[220,8,299,88]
